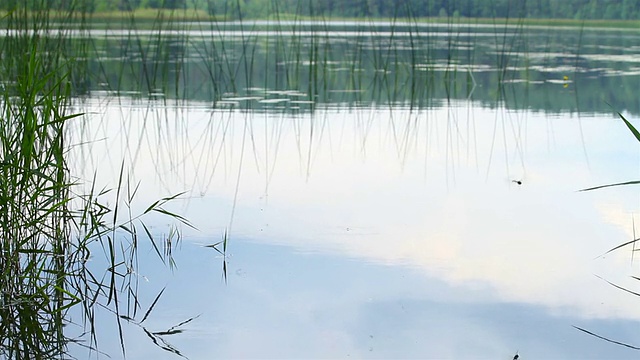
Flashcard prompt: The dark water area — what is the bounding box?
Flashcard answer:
[6,21,639,115]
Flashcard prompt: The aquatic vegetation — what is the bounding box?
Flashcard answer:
[581,112,640,192]
[575,111,640,350]
[0,7,191,359]
[4,0,640,357]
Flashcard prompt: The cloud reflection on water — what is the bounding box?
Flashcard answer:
[71,99,640,357]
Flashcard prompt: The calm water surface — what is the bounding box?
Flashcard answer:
[58,22,640,358]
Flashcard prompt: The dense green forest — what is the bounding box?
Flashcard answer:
[2,0,640,20]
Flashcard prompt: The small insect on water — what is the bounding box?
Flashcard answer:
[512,180,522,185]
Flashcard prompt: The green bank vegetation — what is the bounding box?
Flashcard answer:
[3,11,640,31]
[3,0,640,21]
[0,6,191,359]
[3,0,640,30]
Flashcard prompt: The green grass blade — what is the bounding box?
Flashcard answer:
[596,274,640,297]
[573,326,640,350]
[618,112,640,143]
[140,287,166,324]
[596,237,640,258]
[579,180,640,192]
[142,222,165,263]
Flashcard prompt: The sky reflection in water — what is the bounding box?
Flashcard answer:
[70,99,640,358]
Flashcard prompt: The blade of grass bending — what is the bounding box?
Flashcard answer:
[141,222,165,263]
[580,111,640,192]
[595,274,640,298]
[113,161,125,226]
[204,241,224,255]
[165,314,201,333]
[114,295,126,357]
[141,287,166,324]
[128,287,142,319]
[51,286,82,313]
[153,329,184,336]
[152,208,194,228]
[129,181,142,202]
[573,326,640,350]
[144,199,162,214]
[143,192,188,214]
[594,237,640,258]
[580,180,640,192]
[222,258,227,284]
[617,112,640,143]
[142,327,186,358]
[119,224,133,235]
[632,216,637,265]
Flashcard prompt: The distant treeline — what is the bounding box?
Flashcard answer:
[3,0,639,20]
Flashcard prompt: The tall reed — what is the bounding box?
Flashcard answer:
[0,5,188,358]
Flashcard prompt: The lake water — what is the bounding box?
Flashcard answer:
[45,21,640,358]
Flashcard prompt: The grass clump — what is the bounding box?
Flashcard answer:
[0,8,189,359]
[0,15,80,354]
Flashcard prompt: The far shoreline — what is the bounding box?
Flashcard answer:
[2,9,640,31]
